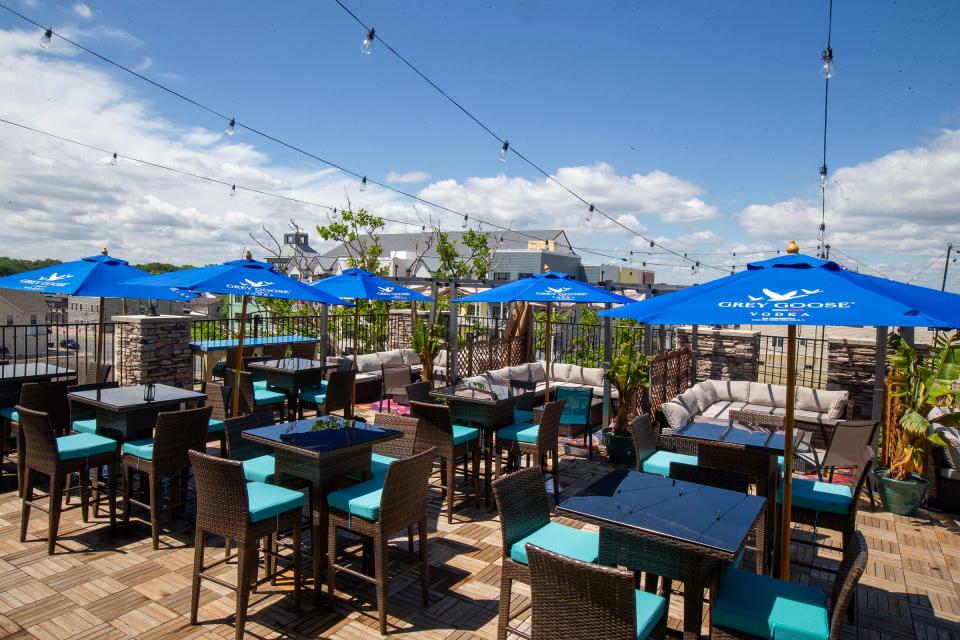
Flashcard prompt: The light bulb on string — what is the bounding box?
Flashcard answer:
[331,207,339,221]
[225,118,235,137]
[818,165,828,189]
[360,176,367,192]
[586,203,594,222]
[462,215,468,229]
[362,28,375,55]
[230,184,236,197]
[110,152,118,166]
[39,28,52,49]
[820,47,835,79]
[649,240,655,248]
[499,140,509,162]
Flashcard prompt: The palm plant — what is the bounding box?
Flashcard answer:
[411,319,442,382]
[886,331,960,480]
[605,336,649,435]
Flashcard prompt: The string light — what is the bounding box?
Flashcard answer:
[39,27,51,49]
[499,140,509,162]
[361,27,375,55]
[230,184,236,197]
[360,175,367,192]
[820,46,834,79]
[461,214,468,229]
[818,164,828,189]
[110,152,117,166]
[586,203,594,222]
[649,240,655,248]
[225,118,236,137]
[332,207,339,220]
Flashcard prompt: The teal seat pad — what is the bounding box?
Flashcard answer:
[299,388,326,404]
[208,418,225,433]
[254,388,286,406]
[253,380,268,390]
[242,454,276,483]
[327,475,385,521]
[247,481,305,523]
[641,451,699,478]
[452,424,480,445]
[712,565,829,640]
[634,589,667,640]
[496,422,539,444]
[513,409,535,423]
[510,521,599,566]
[777,478,852,516]
[122,438,154,460]
[0,406,19,422]
[72,418,98,434]
[346,452,397,482]
[57,432,116,461]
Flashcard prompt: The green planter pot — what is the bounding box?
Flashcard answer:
[603,428,635,465]
[873,467,931,516]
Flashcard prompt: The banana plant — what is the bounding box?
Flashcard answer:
[886,330,960,480]
[411,319,443,382]
[605,336,649,436]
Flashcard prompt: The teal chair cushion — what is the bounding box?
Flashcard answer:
[641,451,699,478]
[57,433,116,461]
[72,418,98,434]
[556,388,593,425]
[212,361,228,376]
[712,565,829,640]
[327,476,385,521]
[242,454,276,483]
[497,422,539,444]
[371,452,397,478]
[452,424,480,445]
[254,388,286,407]
[777,478,852,516]
[778,456,784,475]
[247,482,305,523]
[0,406,19,422]
[122,438,154,460]
[634,589,667,640]
[253,380,268,390]
[510,521,599,566]
[299,388,326,404]
[207,418,225,433]
[513,409,535,424]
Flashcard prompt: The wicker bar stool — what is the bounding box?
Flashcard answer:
[17,406,119,554]
[527,543,666,640]
[261,342,288,359]
[122,405,212,549]
[201,381,232,455]
[290,341,318,360]
[630,414,698,478]
[668,461,749,493]
[188,450,304,640]
[408,400,481,524]
[494,399,564,505]
[404,380,434,405]
[1,381,72,495]
[227,370,286,422]
[712,531,867,639]
[298,369,355,420]
[68,381,119,434]
[492,467,599,640]
[326,447,436,635]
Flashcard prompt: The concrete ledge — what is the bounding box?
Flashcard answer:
[112,315,189,324]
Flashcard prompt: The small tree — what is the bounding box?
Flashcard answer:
[410,318,443,381]
[606,335,649,435]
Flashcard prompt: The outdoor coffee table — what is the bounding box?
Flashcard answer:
[558,468,765,640]
[0,363,76,406]
[245,357,337,418]
[67,384,206,441]
[430,383,532,507]
[671,420,798,576]
[242,415,402,600]
[190,334,319,381]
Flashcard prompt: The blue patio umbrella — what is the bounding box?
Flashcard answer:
[310,268,432,371]
[455,271,633,398]
[127,252,352,414]
[0,249,196,378]
[600,242,960,579]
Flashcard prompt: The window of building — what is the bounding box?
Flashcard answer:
[30,314,37,325]
[5,315,12,326]
[517,272,532,279]
[494,272,510,281]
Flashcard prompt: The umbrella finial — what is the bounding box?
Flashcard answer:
[786,240,800,254]
[101,247,108,255]
[244,250,253,260]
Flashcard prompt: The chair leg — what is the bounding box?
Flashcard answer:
[496,574,512,640]
[292,516,302,611]
[149,473,162,550]
[79,466,91,523]
[374,532,389,635]
[107,461,117,532]
[235,543,256,640]
[326,518,337,602]
[122,465,132,531]
[190,529,205,625]
[419,518,429,606]
[16,426,25,497]
[19,468,33,543]
[445,455,455,524]
[472,445,481,509]
[552,447,560,506]
[48,474,64,555]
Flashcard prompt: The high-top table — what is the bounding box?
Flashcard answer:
[558,469,765,640]
[242,416,402,601]
[190,335,319,381]
[67,384,206,441]
[245,358,337,418]
[0,363,76,406]
[670,420,799,575]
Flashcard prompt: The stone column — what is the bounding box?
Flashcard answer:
[113,315,193,388]
[826,337,878,418]
[676,328,760,382]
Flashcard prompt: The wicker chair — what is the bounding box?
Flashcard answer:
[408,400,481,523]
[494,399,564,505]
[214,346,254,379]
[371,413,421,460]
[67,381,119,434]
[227,369,286,421]
[122,405,212,549]
[298,369,355,420]
[629,414,698,478]
[261,342,288,359]
[491,467,600,640]
[202,381,231,454]
[17,406,119,554]
[0,381,72,495]
[188,450,304,640]
[326,447,436,635]
[404,380,434,404]
[712,531,867,639]
[290,341,318,360]
[528,542,666,640]
[728,409,784,433]
[668,461,749,493]
[554,387,594,456]
[379,363,412,413]
[83,362,112,385]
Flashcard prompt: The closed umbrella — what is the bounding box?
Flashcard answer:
[599,241,960,579]
[128,252,351,415]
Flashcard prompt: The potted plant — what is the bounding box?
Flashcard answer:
[602,336,649,464]
[877,331,960,515]
[411,318,442,382]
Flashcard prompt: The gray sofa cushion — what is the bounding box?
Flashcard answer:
[356,353,382,372]
[679,388,701,415]
[529,363,547,383]
[661,399,693,428]
[708,380,750,402]
[581,367,604,388]
[748,382,791,408]
[379,350,406,366]
[399,348,421,366]
[699,400,748,421]
[795,387,848,415]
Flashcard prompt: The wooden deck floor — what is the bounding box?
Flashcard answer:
[0,445,956,639]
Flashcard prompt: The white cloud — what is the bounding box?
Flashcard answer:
[73,3,92,19]
[133,56,152,72]
[385,170,430,184]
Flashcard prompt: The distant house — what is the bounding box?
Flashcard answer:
[0,291,60,359]
[67,297,190,323]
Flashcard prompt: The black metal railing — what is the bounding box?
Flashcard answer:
[757,333,828,388]
[0,321,122,380]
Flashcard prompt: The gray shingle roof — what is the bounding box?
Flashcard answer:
[321,229,574,258]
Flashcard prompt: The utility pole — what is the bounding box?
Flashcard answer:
[942,243,954,292]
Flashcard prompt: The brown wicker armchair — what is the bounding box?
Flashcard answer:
[326,447,436,635]
[290,341,318,359]
[371,413,421,460]
[202,381,231,454]
[122,405,212,549]
[298,369,355,420]
[404,380,434,404]
[261,342,288,359]
[17,406,119,554]
[226,369,287,422]
[528,542,666,640]
[408,400,480,523]
[1,380,72,495]
[494,399,564,505]
[188,450,304,640]
[83,361,112,385]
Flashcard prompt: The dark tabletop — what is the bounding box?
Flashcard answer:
[0,363,75,381]
[430,383,525,406]
[68,384,206,411]
[672,421,794,455]
[246,358,335,374]
[242,415,402,454]
[557,469,766,556]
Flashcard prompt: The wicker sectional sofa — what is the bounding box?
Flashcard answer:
[326,348,423,401]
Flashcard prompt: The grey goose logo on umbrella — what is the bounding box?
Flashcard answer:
[535,286,585,300]
[18,272,75,289]
[225,278,291,295]
[718,286,855,321]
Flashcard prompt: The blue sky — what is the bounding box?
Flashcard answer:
[0,0,958,289]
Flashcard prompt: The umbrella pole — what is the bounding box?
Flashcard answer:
[231,295,249,417]
[95,296,105,384]
[778,324,797,581]
[352,303,359,405]
[544,302,552,402]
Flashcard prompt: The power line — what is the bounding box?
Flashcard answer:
[907,251,947,284]
[817,0,835,259]
[329,0,725,272]
[828,247,890,279]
